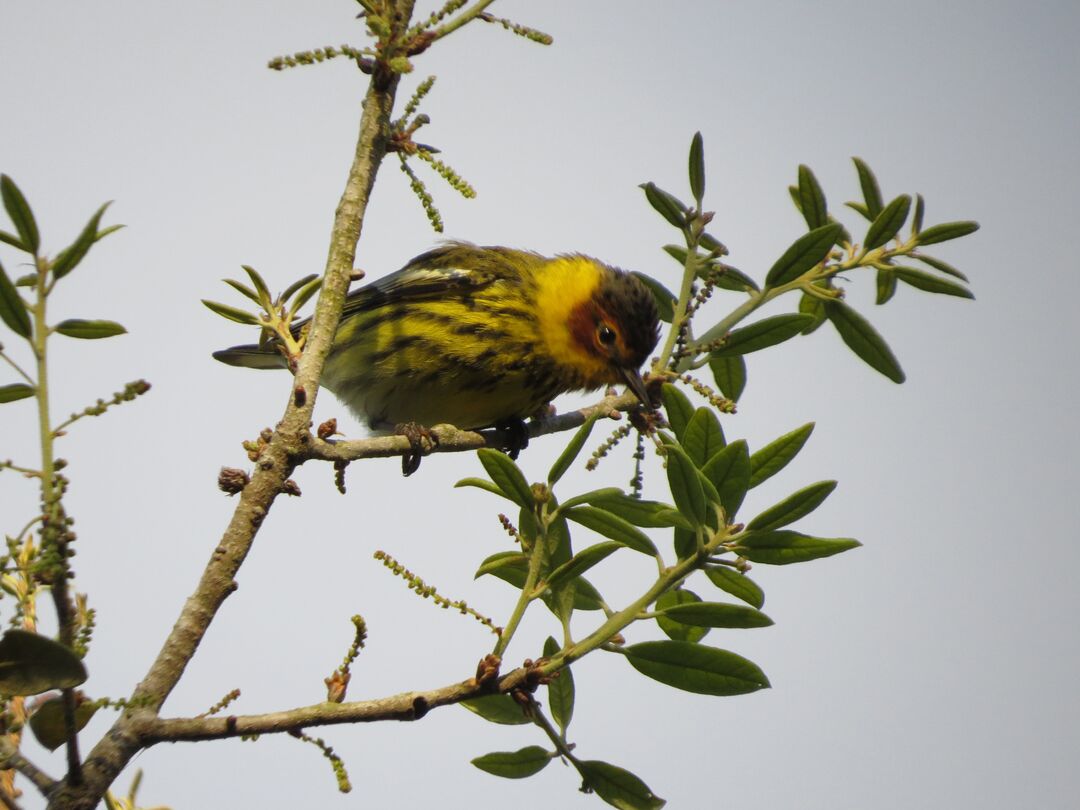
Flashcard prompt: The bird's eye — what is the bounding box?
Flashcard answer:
[597,324,617,346]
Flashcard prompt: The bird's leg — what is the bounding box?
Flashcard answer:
[395,422,439,476]
[495,417,530,460]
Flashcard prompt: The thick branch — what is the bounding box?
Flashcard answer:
[140,666,531,744]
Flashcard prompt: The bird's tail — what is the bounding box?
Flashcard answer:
[212,343,286,370]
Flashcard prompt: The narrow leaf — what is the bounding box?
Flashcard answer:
[844,200,872,221]
[477,448,533,509]
[641,182,688,229]
[223,278,262,305]
[579,760,666,810]
[0,383,35,404]
[853,157,883,217]
[764,223,843,286]
[704,566,765,609]
[710,313,814,357]
[0,259,32,338]
[665,444,707,527]
[202,299,260,325]
[548,413,599,484]
[826,300,906,383]
[54,319,127,339]
[631,271,675,323]
[51,202,114,279]
[288,276,323,316]
[749,422,814,489]
[584,491,687,528]
[708,353,746,402]
[688,132,705,203]
[281,272,321,303]
[747,480,837,530]
[797,164,827,229]
[682,407,726,467]
[241,265,272,306]
[656,589,708,643]
[863,194,911,250]
[473,551,528,579]
[875,268,897,305]
[912,193,925,234]
[0,175,40,253]
[0,630,87,695]
[472,746,551,779]
[544,636,574,732]
[460,694,529,725]
[734,530,861,565]
[912,253,969,282]
[701,440,750,519]
[0,230,26,250]
[563,506,658,555]
[915,220,979,246]
[625,640,770,696]
[662,601,773,629]
[546,542,621,589]
[895,267,974,299]
[454,476,508,499]
[660,384,694,441]
[798,290,828,334]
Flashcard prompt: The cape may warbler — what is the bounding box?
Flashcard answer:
[214,243,660,459]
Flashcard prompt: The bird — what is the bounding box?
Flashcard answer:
[213,242,661,472]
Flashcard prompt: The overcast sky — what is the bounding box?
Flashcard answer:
[2,1,1078,808]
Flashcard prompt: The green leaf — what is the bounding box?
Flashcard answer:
[641,182,688,229]
[656,589,708,643]
[912,253,969,282]
[223,278,262,305]
[682,407,726,468]
[734,530,861,565]
[853,157,883,217]
[51,202,115,279]
[703,566,765,608]
[548,413,600,485]
[798,291,828,334]
[460,694,529,725]
[631,271,675,323]
[915,220,979,246]
[712,264,760,292]
[912,193,925,234]
[54,319,127,339]
[688,132,705,203]
[563,506,658,555]
[202,299,261,326]
[708,353,746,402]
[0,259,32,338]
[579,760,666,810]
[0,630,87,695]
[747,480,837,530]
[661,600,773,629]
[665,444,707,527]
[0,175,40,254]
[625,640,770,696]
[825,300,905,383]
[660,383,694,441]
[241,265,272,306]
[749,422,814,489]
[875,268,897,305]
[477,448,533,509]
[546,542,622,589]
[894,267,974,299]
[28,694,99,752]
[288,276,323,316]
[474,551,528,579]
[0,230,26,250]
[0,383,35,404]
[764,223,843,286]
[844,200,872,221]
[584,491,688,529]
[281,272,321,303]
[454,476,507,499]
[544,636,574,733]
[710,313,814,357]
[797,164,827,230]
[559,487,625,510]
[472,746,550,779]
[700,440,750,519]
[863,194,911,250]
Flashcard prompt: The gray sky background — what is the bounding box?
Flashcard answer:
[2,1,1078,808]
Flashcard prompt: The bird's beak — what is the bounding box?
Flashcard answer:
[620,366,652,407]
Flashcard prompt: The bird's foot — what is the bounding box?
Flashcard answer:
[495,418,530,460]
[395,422,439,476]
